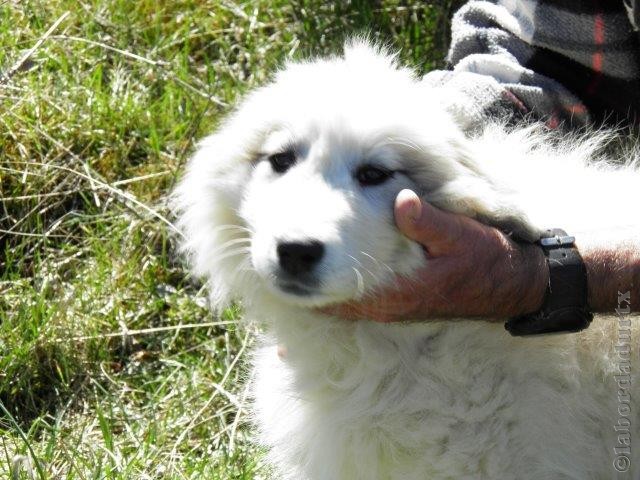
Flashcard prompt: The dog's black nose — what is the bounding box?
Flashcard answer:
[277,241,325,276]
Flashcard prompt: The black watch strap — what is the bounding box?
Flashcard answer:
[505,229,593,336]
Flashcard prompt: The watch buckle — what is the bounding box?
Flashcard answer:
[539,235,576,247]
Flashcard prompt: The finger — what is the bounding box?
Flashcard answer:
[394,189,460,246]
[320,296,410,323]
[321,302,384,322]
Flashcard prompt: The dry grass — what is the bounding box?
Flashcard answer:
[0,1,462,478]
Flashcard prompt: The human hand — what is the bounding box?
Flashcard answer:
[322,189,548,322]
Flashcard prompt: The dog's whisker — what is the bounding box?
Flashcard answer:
[360,265,381,286]
[211,237,252,256]
[359,251,377,264]
[378,136,423,154]
[347,254,364,268]
[210,224,254,234]
[238,264,256,273]
[213,247,252,263]
[360,250,388,275]
[377,259,396,277]
[348,255,371,293]
[236,263,257,284]
[359,250,395,287]
[360,250,395,277]
[352,267,365,296]
[238,258,257,274]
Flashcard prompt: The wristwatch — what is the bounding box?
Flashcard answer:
[505,229,593,336]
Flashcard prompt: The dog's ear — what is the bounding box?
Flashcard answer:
[416,134,541,243]
[172,94,273,309]
[426,174,541,243]
[172,133,251,310]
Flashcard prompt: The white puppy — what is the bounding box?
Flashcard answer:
[174,42,640,479]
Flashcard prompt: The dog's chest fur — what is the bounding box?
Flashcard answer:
[252,309,637,480]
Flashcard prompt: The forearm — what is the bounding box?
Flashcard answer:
[581,242,640,313]
[514,236,640,317]
[486,233,640,319]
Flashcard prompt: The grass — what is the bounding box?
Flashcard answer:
[0,1,462,478]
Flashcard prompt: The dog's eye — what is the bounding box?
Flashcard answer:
[268,151,296,173]
[355,165,394,186]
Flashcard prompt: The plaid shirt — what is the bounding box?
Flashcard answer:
[424,0,640,130]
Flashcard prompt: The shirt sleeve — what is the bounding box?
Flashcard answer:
[426,0,640,131]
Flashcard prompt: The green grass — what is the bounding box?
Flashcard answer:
[0,1,462,478]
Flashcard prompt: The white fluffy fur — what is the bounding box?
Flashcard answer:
[174,42,640,479]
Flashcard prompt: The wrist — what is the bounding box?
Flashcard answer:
[518,242,549,314]
[490,237,548,318]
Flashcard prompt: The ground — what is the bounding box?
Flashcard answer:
[0,1,462,478]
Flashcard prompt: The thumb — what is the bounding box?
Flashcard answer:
[394,189,462,248]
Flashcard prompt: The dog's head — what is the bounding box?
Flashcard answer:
[174,42,535,310]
